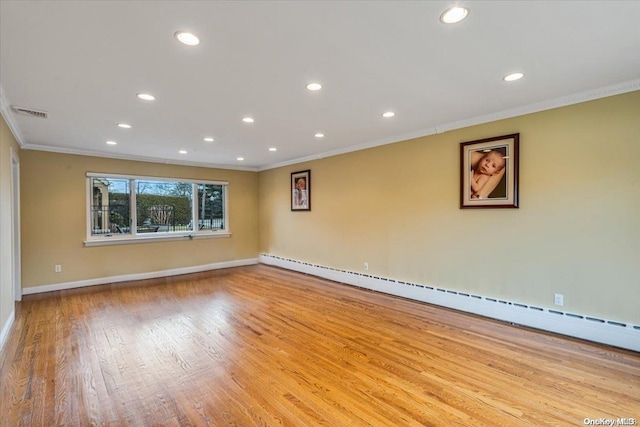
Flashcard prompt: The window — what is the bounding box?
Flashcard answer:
[86,173,228,245]
[135,179,193,234]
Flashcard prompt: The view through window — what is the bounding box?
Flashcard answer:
[88,174,227,240]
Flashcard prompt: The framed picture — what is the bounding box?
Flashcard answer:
[291,169,311,211]
[460,133,519,209]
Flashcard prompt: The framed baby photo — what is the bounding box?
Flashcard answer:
[291,169,311,211]
[460,133,519,209]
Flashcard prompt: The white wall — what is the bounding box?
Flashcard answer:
[0,114,20,350]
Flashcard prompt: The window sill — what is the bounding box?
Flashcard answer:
[84,232,231,247]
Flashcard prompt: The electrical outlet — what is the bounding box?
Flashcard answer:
[55,264,62,273]
[364,262,369,271]
[554,293,564,306]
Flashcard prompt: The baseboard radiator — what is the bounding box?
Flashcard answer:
[260,254,639,352]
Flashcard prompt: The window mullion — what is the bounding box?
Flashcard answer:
[130,179,137,236]
[223,185,228,231]
[192,183,198,232]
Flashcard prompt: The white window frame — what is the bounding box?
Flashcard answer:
[84,172,230,247]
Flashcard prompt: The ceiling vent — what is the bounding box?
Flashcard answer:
[11,105,48,119]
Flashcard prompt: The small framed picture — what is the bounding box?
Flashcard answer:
[460,133,519,209]
[291,170,311,211]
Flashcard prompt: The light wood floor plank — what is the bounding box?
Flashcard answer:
[1,265,638,426]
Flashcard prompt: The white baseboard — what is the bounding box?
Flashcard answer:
[260,254,640,352]
[0,309,15,353]
[22,258,259,295]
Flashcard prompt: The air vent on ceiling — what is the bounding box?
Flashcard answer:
[11,106,48,119]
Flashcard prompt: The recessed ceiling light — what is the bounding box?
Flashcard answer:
[237,157,245,161]
[179,150,187,154]
[106,140,117,145]
[306,82,322,91]
[314,133,325,138]
[242,117,254,123]
[503,72,525,82]
[137,93,155,101]
[175,31,200,46]
[382,111,395,118]
[268,147,277,152]
[204,137,214,142]
[117,123,131,129]
[440,7,469,24]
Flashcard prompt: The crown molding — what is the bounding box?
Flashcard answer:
[0,85,26,147]
[21,143,260,172]
[435,79,640,133]
[4,79,639,173]
[259,79,640,171]
[260,126,440,171]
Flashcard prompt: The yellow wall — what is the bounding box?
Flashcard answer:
[20,151,258,288]
[0,115,21,333]
[259,92,640,324]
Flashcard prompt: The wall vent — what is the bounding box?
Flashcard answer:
[11,106,48,119]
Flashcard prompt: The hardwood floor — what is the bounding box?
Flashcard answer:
[1,265,638,426]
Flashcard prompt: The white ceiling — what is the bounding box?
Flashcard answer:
[1,1,639,171]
